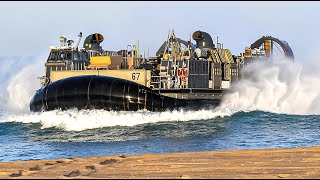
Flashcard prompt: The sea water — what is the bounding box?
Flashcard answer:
[0,56,320,162]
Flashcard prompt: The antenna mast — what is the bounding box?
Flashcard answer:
[76,32,83,49]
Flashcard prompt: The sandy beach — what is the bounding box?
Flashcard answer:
[1,146,320,179]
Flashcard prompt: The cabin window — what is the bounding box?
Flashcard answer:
[65,51,72,60]
[80,51,89,61]
[48,51,57,61]
[73,52,79,61]
[59,50,65,60]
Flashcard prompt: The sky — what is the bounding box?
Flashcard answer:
[1,1,320,61]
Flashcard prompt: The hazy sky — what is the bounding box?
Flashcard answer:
[1,1,320,61]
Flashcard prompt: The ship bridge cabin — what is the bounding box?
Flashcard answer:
[41,33,148,87]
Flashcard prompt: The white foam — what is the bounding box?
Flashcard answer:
[219,59,320,115]
[0,108,234,131]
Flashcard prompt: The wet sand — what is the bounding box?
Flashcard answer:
[1,146,320,179]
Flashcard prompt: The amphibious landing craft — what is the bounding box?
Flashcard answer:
[30,30,294,112]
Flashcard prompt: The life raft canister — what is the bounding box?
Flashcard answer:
[178,67,188,81]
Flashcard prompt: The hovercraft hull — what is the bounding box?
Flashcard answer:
[30,75,221,112]
[30,75,181,112]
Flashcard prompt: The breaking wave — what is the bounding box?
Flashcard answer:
[0,108,234,131]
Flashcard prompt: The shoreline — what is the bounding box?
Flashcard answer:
[1,146,320,178]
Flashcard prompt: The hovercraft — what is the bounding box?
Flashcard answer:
[30,30,294,112]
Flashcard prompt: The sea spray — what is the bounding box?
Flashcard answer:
[219,59,320,115]
[0,56,44,114]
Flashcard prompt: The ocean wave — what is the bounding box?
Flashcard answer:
[0,108,234,131]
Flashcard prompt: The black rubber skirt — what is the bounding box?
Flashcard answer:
[30,75,189,112]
